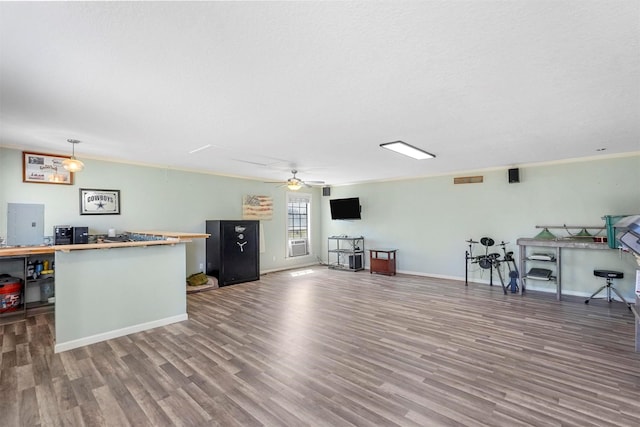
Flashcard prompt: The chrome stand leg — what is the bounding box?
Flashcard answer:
[585,279,631,310]
[610,286,632,310]
[585,285,607,304]
[493,262,507,295]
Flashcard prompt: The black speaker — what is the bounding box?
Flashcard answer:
[322,186,331,196]
[508,168,520,183]
[72,227,89,244]
[348,254,362,270]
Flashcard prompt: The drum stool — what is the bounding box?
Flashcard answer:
[585,270,631,310]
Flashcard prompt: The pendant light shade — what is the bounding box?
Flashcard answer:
[574,228,592,237]
[62,139,85,172]
[534,228,556,240]
[62,157,84,172]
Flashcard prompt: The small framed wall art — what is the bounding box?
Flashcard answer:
[242,195,273,220]
[80,189,121,215]
[22,151,73,184]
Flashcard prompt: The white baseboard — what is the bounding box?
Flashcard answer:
[55,313,188,353]
[261,261,320,274]
[396,270,463,282]
[274,265,637,301]
[396,270,637,300]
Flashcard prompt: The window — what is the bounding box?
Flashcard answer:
[287,193,311,257]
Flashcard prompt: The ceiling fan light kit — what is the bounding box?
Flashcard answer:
[380,141,435,160]
[287,181,302,191]
[266,169,325,191]
[62,139,85,172]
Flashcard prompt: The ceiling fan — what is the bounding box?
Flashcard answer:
[265,170,325,190]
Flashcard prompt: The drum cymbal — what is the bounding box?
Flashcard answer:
[465,239,479,244]
[480,237,495,247]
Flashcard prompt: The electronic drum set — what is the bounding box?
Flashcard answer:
[465,237,519,294]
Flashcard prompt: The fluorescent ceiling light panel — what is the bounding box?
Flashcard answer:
[380,141,435,160]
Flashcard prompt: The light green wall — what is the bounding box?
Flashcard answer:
[2,147,639,299]
[322,154,640,299]
[0,147,322,274]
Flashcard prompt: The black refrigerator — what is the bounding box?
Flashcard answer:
[205,220,260,286]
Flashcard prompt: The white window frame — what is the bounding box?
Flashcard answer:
[286,192,312,258]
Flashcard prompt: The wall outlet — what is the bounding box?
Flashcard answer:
[199,263,203,271]
[272,256,276,261]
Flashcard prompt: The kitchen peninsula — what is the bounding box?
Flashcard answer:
[1,231,208,353]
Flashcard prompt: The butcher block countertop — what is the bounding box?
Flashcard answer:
[54,240,188,252]
[128,230,210,239]
[0,230,207,258]
[0,237,198,257]
[0,240,184,257]
[0,245,56,257]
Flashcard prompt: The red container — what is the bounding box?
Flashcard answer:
[0,278,22,313]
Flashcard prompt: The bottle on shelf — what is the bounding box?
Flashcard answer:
[27,260,35,278]
[34,260,43,279]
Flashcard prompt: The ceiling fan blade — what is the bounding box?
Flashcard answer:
[304,180,325,184]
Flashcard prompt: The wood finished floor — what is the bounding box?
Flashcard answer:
[1,267,640,426]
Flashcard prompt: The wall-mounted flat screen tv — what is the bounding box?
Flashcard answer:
[330,197,361,220]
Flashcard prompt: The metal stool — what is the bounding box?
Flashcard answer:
[585,270,631,310]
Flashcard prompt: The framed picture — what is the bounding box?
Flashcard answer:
[22,151,74,184]
[80,189,121,215]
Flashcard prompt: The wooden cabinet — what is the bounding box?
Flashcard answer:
[369,249,397,276]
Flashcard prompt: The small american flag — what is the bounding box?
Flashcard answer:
[243,195,273,220]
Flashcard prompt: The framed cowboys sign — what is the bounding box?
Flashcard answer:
[80,189,121,215]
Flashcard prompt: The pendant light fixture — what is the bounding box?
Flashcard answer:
[62,139,85,172]
[534,227,556,240]
[574,228,592,237]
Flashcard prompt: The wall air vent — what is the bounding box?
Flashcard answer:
[454,176,483,184]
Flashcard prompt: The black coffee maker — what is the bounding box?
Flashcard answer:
[53,225,72,245]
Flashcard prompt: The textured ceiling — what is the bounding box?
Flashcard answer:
[1,1,638,186]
